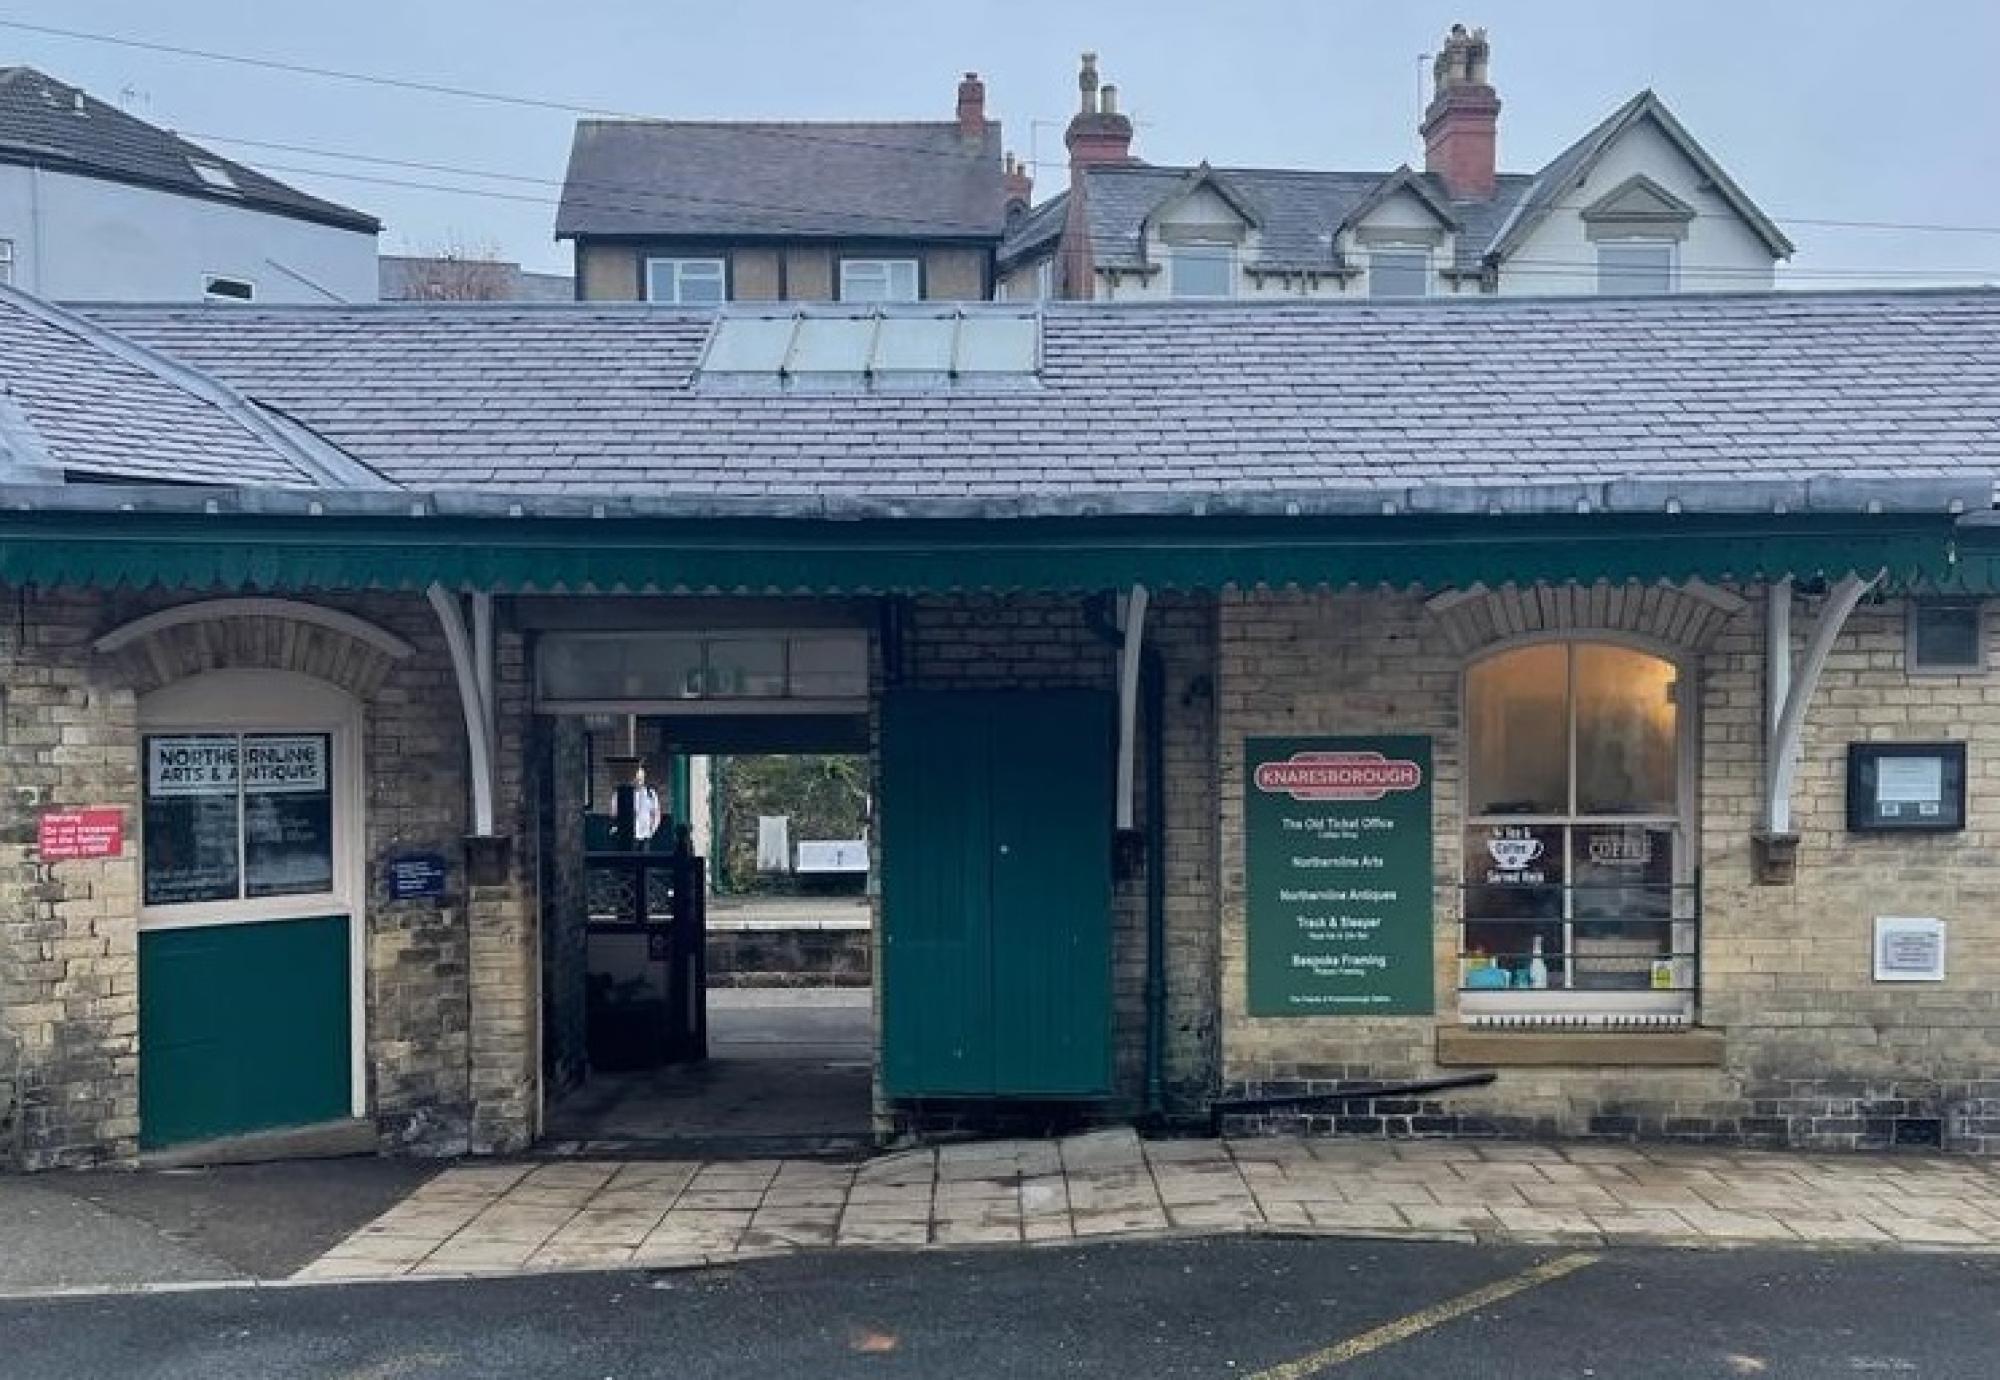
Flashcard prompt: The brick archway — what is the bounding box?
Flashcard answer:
[1426,579,1748,655]
[93,597,415,699]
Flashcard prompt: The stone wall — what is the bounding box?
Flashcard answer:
[0,586,540,1167]
[1214,586,2000,1153]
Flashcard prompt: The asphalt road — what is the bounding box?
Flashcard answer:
[6,1236,1999,1379]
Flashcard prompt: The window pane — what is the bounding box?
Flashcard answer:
[1597,241,1674,294]
[703,637,786,697]
[1466,644,1569,815]
[144,735,242,906]
[788,634,868,697]
[1571,825,1677,991]
[1170,245,1232,298]
[1574,645,1678,815]
[677,261,725,304]
[1368,248,1430,298]
[1913,601,1981,670]
[243,734,334,899]
[843,260,919,303]
[888,260,919,300]
[1462,823,1567,989]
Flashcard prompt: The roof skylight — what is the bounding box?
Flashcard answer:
[188,159,240,193]
[698,306,1041,392]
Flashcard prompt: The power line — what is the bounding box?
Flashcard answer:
[13,14,2000,260]
[0,17,1072,172]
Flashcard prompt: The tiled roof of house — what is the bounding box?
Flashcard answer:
[998,92,1787,277]
[1002,164,1538,277]
[0,284,381,487]
[63,290,2000,512]
[0,67,379,233]
[997,190,1070,270]
[556,119,1007,241]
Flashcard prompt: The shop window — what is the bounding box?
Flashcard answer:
[1462,641,1695,1026]
[142,733,335,907]
[1909,599,1984,675]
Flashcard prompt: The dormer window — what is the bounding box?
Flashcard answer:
[1597,238,1677,295]
[1169,243,1234,299]
[188,160,240,194]
[1368,245,1432,299]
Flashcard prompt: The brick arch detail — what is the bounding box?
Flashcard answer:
[93,599,414,700]
[1425,579,1749,656]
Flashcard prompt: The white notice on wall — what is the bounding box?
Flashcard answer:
[1876,756,1944,806]
[1874,916,1947,982]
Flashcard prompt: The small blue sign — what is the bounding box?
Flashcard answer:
[386,851,449,901]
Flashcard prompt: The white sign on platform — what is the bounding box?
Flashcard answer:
[797,839,870,874]
[1874,916,1947,982]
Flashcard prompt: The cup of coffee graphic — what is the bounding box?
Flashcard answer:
[1487,836,1544,871]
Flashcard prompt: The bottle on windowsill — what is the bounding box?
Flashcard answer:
[1528,936,1549,990]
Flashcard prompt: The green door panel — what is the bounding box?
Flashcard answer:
[881,689,1113,1099]
[881,690,995,1096]
[139,915,351,1149]
[989,691,1115,1096]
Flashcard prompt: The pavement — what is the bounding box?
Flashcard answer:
[9,1235,2000,1378]
[0,1158,435,1288]
[542,988,875,1156]
[292,1128,2000,1283]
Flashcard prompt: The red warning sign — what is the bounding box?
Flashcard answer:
[38,808,125,861]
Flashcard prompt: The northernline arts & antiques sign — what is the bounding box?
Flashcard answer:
[1246,736,1435,1016]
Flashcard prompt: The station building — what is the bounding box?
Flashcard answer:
[3,284,1999,1168]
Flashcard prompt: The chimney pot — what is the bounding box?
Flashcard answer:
[1421,21,1500,200]
[1003,149,1034,216]
[1065,52,1135,172]
[956,71,986,139]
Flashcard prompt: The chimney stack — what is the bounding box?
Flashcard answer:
[956,71,986,140]
[1064,52,1135,173]
[1421,23,1500,201]
[1003,152,1034,215]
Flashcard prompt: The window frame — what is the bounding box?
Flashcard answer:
[202,273,256,304]
[838,257,921,303]
[138,671,362,933]
[1367,243,1433,299]
[1168,242,1235,299]
[1595,237,1678,295]
[1907,598,1986,676]
[1459,634,1699,1027]
[0,237,13,286]
[645,256,728,305]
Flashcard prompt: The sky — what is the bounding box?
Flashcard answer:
[5,0,1998,284]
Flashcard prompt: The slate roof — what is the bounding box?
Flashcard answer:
[0,284,379,487]
[0,67,379,233]
[1002,164,1539,277]
[997,91,1787,277]
[63,290,2000,511]
[556,120,1006,241]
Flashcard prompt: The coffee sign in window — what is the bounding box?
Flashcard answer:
[144,734,334,907]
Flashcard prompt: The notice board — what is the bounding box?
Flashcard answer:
[1245,736,1435,1016]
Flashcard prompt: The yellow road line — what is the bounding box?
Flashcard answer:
[1244,1251,1601,1379]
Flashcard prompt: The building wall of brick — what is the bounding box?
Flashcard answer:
[0,587,541,1167]
[890,594,1219,1116]
[1214,586,2000,1153]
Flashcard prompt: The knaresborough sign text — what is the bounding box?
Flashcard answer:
[1246,736,1434,1016]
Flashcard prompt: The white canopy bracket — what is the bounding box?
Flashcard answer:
[427,583,498,837]
[1115,584,1151,831]
[1761,571,1879,836]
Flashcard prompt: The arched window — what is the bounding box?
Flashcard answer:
[1461,641,1695,1026]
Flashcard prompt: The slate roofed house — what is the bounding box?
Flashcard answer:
[998,28,1793,301]
[558,72,1028,304]
[0,66,380,303]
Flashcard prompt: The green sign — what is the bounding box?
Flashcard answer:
[1246,736,1435,1016]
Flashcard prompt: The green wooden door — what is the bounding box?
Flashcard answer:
[881,689,1113,1098]
[138,915,351,1148]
